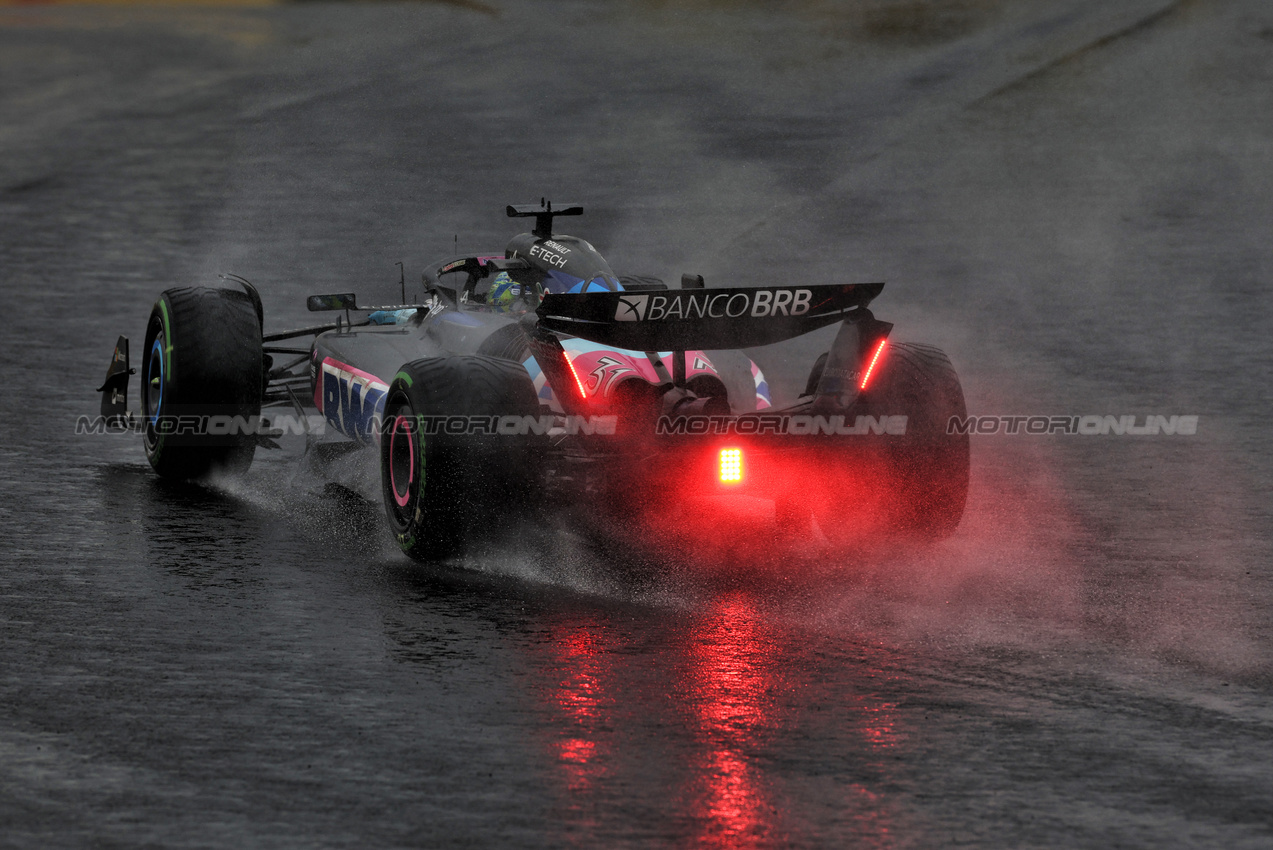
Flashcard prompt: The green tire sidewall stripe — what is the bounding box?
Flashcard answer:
[159,298,174,384]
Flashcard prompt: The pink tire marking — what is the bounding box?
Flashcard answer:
[390,415,414,508]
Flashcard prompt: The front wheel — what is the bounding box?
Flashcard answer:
[141,286,263,480]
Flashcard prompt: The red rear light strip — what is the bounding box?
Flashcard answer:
[563,351,588,400]
[859,338,888,390]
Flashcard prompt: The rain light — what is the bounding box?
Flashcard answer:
[719,448,743,484]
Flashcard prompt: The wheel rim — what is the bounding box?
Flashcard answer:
[146,336,164,425]
[389,414,415,509]
[142,314,166,458]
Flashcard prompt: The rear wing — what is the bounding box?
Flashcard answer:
[535,283,884,351]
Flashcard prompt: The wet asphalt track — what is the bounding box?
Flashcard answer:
[3,0,1273,846]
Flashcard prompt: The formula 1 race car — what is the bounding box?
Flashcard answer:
[98,201,969,558]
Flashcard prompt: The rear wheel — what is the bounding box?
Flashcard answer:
[380,355,542,561]
[141,286,263,480]
[814,342,969,544]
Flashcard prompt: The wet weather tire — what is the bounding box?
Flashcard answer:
[873,343,969,537]
[380,355,542,562]
[815,343,969,543]
[141,286,263,480]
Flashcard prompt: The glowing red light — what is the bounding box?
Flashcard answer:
[558,737,596,764]
[564,351,588,400]
[687,596,773,844]
[719,448,743,484]
[859,338,888,390]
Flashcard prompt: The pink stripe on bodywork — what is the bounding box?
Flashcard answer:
[313,357,389,409]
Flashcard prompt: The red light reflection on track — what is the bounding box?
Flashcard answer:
[543,621,612,797]
[857,699,900,750]
[684,595,781,847]
[533,602,908,845]
[680,598,906,846]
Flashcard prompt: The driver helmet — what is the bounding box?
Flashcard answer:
[487,271,524,313]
